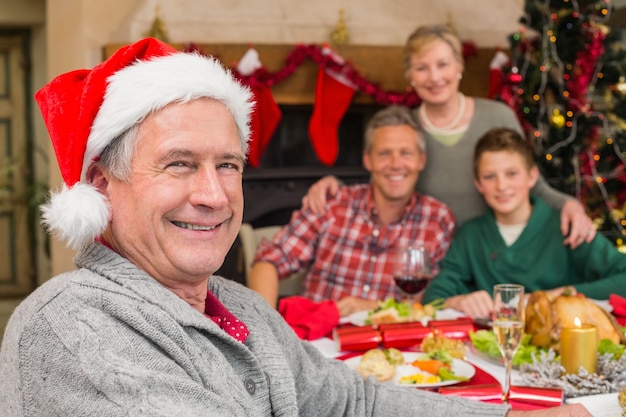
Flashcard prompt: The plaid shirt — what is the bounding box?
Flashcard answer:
[253,184,456,303]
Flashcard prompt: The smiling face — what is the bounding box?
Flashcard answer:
[407,38,464,106]
[93,98,245,286]
[363,124,425,206]
[474,150,539,225]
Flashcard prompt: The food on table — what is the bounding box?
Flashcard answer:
[436,366,469,382]
[368,305,406,324]
[420,332,467,359]
[598,338,625,359]
[383,347,404,365]
[470,329,540,366]
[355,348,470,385]
[401,351,469,384]
[399,372,441,385]
[411,358,448,375]
[410,302,438,321]
[366,298,441,324]
[525,291,625,350]
[356,348,403,382]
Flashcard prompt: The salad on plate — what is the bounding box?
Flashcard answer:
[343,298,445,326]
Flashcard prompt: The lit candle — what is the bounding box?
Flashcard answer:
[560,317,597,374]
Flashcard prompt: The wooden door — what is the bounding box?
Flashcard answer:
[0,32,35,298]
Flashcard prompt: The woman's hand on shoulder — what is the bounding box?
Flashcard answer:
[301,175,342,214]
[561,199,595,249]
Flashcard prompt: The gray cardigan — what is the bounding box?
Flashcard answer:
[0,242,509,416]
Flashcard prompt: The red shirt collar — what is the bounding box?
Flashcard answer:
[204,290,249,343]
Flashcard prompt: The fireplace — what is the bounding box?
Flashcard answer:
[217,103,380,284]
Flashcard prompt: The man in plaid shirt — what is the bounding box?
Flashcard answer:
[248,106,455,316]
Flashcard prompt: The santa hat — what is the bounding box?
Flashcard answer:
[35,37,254,249]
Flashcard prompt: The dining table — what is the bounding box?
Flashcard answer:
[302,305,624,417]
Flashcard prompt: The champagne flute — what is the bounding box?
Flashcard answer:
[393,245,431,322]
[492,284,525,403]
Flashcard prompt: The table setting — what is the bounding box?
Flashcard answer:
[276,245,626,416]
[288,291,626,417]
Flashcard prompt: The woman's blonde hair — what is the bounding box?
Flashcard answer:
[403,24,464,74]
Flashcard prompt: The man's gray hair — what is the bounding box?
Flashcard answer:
[363,105,424,153]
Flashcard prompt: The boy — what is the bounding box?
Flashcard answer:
[422,127,626,319]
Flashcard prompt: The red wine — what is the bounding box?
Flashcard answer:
[393,275,430,294]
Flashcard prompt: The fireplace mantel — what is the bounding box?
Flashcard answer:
[104,43,498,105]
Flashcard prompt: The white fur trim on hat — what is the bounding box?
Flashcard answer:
[40,182,110,250]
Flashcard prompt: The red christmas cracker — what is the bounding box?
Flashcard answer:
[334,317,476,352]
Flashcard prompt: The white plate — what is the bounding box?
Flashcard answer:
[341,310,371,326]
[343,351,476,388]
[566,392,621,417]
[341,308,467,327]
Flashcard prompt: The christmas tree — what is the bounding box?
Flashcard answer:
[496,0,626,249]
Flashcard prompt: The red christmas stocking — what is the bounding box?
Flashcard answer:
[235,47,282,167]
[308,67,356,166]
[248,85,282,167]
[488,50,509,99]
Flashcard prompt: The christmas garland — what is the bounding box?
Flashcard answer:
[183,42,478,107]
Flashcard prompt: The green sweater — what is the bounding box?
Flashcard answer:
[423,197,626,302]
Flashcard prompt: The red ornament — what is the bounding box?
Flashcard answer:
[508,73,523,84]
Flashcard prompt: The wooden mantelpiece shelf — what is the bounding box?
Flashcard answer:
[104,43,499,105]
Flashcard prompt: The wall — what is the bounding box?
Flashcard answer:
[117,0,525,48]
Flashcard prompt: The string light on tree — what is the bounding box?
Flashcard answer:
[495,0,626,245]
[550,108,566,128]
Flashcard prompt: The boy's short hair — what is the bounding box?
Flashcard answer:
[473,128,536,178]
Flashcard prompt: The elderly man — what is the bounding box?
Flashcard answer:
[0,38,590,417]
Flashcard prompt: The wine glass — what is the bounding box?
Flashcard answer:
[393,245,432,322]
[492,283,525,403]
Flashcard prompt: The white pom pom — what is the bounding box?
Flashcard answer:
[40,183,110,249]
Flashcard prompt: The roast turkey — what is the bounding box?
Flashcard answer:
[524,291,624,351]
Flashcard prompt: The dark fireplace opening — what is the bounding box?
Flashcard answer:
[217,103,383,285]
[257,103,381,169]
